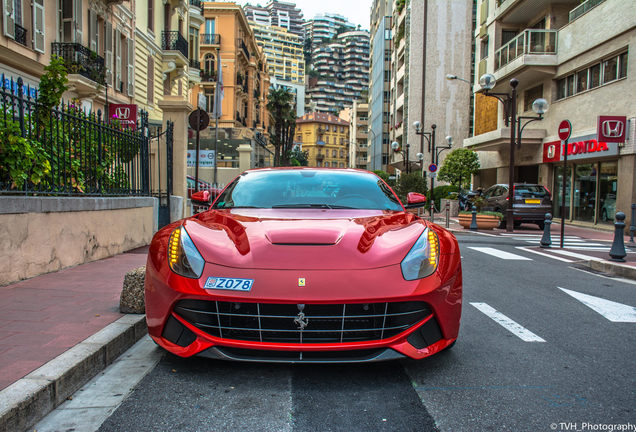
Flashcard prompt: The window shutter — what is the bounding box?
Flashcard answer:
[74,0,82,43]
[3,0,15,39]
[127,38,134,96]
[147,56,154,104]
[89,9,97,51]
[105,21,112,85]
[115,30,122,91]
[33,0,45,53]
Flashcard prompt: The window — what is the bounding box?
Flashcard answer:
[480,38,489,60]
[524,85,543,112]
[603,57,618,84]
[204,53,215,76]
[148,0,154,32]
[205,18,215,35]
[589,63,600,88]
[332,149,337,157]
[618,52,628,79]
[576,69,588,93]
[297,135,302,142]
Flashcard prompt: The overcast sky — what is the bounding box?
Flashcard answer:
[232,0,374,30]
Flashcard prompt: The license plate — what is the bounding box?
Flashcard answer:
[525,199,540,204]
[204,277,254,291]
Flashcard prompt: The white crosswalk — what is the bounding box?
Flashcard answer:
[467,247,533,260]
[498,233,611,251]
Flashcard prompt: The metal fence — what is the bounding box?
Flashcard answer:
[0,76,150,196]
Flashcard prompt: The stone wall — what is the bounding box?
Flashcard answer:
[0,197,157,286]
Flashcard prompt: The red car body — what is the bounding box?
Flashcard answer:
[145,168,462,363]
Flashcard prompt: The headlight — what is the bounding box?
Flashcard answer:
[167,226,205,278]
[400,228,439,280]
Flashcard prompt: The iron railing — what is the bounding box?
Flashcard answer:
[189,59,201,69]
[494,29,557,70]
[51,42,106,84]
[201,33,221,45]
[189,0,202,8]
[569,0,605,22]
[201,71,217,82]
[14,23,27,46]
[162,31,188,59]
[238,38,250,59]
[0,76,150,196]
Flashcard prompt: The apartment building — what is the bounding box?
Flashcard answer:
[193,2,270,180]
[349,101,369,169]
[368,0,393,172]
[244,1,305,40]
[133,0,203,128]
[303,13,355,48]
[306,30,370,114]
[1,0,136,113]
[465,0,635,226]
[296,112,350,168]
[250,22,304,85]
[388,0,472,176]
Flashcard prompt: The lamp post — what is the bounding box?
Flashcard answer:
[391,141,410,174]
[414,122,437,217]
[478,74,548,232]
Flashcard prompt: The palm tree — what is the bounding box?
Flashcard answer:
[267,87,296,166]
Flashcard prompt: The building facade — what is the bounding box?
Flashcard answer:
[244,1,305,40]
[465,0,635,226]
[388,0,472,177]
[303,13,355,48]
[296,112,350,168]
[0,0,136,113]
[306,30,370,114]
[194,2,271,182]
[368,0,393,171]
[349,101,369,169]
[250,22,304,85]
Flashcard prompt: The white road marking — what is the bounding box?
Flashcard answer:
[34,335,162,432]
[515,247,574,262]
[470,302,546,342]
[471,231,499,237]
[467,247,533,260]
[558,287,636,322]
[550,249,599,260]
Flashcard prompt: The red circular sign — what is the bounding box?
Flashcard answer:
[558,120,572,141]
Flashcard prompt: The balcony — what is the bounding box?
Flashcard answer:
[201,71,217,82]
[51,42,105,85]
[189,0,202,8]
[201,33,221,46]
[491,29,558,83]
[238,38,250,60]
[162,31,188,60]
[14,23,26,46]
[569,0,605,22]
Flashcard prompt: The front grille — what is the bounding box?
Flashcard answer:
[173,300,431,344]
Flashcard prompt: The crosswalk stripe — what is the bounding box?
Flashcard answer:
[515,247,574,262]
[558,288,636,322]
[467,247,533,260]
[550,249,599,260]
[470,302,546,342]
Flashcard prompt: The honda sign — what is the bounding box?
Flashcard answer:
[597,115,626,143]
[108,104,138,129]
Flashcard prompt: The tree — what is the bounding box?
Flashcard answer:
[267,87,297,166]
[290,147,309,166]
[394,172,428,204]
[437,148,480,191]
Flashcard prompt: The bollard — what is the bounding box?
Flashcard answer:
[445,201,450,229]
[630,203,636,244]
[609,211,627,262]
[540,213,552,248]
[470,204,478,231]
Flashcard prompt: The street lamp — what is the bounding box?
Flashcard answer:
[391,141,410,173]
[414,122,438,217]
[479,73,548,232]
[446,74,472,85]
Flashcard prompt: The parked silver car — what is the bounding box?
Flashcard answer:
[482,183,552,229]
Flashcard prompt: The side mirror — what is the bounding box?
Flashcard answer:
[405,192,427,209]
[191,190,211,206]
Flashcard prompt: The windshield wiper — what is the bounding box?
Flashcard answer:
[271,203,355,209]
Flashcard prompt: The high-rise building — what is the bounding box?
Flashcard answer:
[388,0,472,177]
[303,13,356,48]
[244,1,305,40]
[368,0,393,172]
[295,112,350,167]
[466,0,635,227]
[306,30,370,114]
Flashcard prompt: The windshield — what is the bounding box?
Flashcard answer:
[212,170,403,211]
[514,185,548,197]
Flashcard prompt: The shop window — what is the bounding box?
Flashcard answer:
[619,52,628,79]
[573,164,596,223]
[553,165,571,220]
[602,57,618,84]
[598,161,618,224]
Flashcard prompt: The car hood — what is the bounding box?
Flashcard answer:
[183,209,426,270]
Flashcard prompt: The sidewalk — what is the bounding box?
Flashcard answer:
[0,247,148,431]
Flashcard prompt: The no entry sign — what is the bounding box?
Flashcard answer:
[558,120,572,141]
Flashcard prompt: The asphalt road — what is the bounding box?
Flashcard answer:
[36,233,636,432]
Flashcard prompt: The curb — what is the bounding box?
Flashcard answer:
[582,259,636,281]
[0,314,147,432]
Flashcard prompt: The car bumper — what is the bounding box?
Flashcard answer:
[145,254,462,362]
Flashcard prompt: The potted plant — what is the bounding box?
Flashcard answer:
[457,196,503,230]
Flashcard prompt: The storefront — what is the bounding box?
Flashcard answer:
[543,135,620,225]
